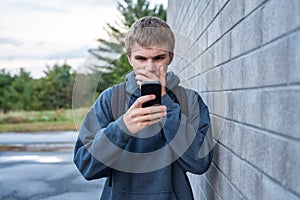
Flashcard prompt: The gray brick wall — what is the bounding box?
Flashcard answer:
[167,0,300,199]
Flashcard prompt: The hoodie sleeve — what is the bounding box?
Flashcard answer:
[161,90,214,174]
[73,87,132,180]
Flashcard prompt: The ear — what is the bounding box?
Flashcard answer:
[127,55,133,66]
[168,52,174,65]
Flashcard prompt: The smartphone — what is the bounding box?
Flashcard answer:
[141,81,162,107]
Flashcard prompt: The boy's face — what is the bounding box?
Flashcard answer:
[128,43,173,85]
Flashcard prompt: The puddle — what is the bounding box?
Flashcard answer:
[0,143,74,152]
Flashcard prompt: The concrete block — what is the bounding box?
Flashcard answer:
[213,32,231,66]
[231,8,262,58]
[212,144,233,182]
[240,89,263,127]
[261,88,300,139]
[220,0,244,35]
[167,0,175,26]
[210,114,226,142]
[262,175,300,200]
[205,163,222,198]
[193,48,214,73]
[262,0,300,44]
[240,127,265,168]
[171,55,184,72]
[194,0,209,38]
[196,0,211,20]
[260,37,289,85]
[221,59,243,90]
[187,41,204,63]
[193,16,204,41]
[244,0,266,16]
[240,126,296,191]
[181,3,193,34]
[204,67,223,91]
[174,31,195,58]
[213,0,230,18]
[202,0,215,30]
[170,55,180,69]
[215,144,263,200]
[288,30,300,84]
[188,74,199,91]
[195,30,208,55]
[210,91,227,118]
[242,48,264,88]
[285,140,300,195]
[197,74,210,93]
[176,2,189,32]
[240,162,263,199]
[218,120,243,157]
[200,173,221,200]
[199,177,210,200]
[207,15,221,47]
[223,90,244,122]
[187,12,199,41]
[208,169,246,200]
[204,90,215,113]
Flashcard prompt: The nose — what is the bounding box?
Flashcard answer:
[145,61,156,72]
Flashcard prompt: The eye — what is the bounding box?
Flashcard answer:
[135,56,146,61]
[154,55,166,61]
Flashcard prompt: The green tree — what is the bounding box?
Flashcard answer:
[0,69,14,113]
[10,68,36,111]
[89,0,166,93]
[42,63,74,110]
[0,64,76,112]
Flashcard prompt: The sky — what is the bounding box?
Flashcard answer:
[0,0,168,78]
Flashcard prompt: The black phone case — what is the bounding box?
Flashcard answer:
[141,81,161,107]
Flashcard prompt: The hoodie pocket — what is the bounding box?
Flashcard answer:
[114,191,178,200]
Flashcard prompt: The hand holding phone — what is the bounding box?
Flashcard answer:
[141,81,161,107]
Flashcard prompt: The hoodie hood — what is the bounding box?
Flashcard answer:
[125,71,181,96]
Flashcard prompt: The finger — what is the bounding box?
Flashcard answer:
[140,118,163,127]
[131,95,156,108]
[135,106,167,116]
[135,110,166,122]
[129,106,166,120]
[147,112,167,121]
[136,70,159,80]
[135,75,154,83]
[135,74,159,83]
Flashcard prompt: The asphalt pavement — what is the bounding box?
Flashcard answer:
[0,131,105,200]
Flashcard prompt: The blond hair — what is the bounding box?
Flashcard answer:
[125,16,175,56]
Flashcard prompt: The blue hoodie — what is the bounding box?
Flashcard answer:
[74,71,214,200]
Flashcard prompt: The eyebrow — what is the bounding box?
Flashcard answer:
[134,54,167,59]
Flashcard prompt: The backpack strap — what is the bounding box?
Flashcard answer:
[172,86,189,117]
[111,82,126,120]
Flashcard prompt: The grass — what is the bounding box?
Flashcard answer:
[0,108,89,133]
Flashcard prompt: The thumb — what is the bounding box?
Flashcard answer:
[159,65,167,86]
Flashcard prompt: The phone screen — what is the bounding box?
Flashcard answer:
[141,81,161,107]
